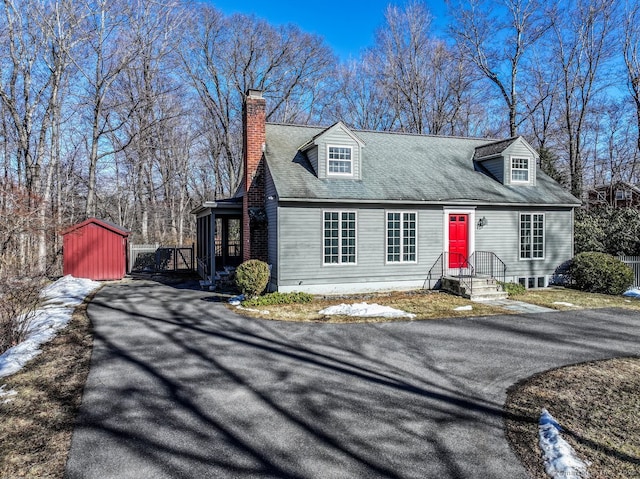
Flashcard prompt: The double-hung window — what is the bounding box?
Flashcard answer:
[615,189,631,200]
[511,157,529,183]
[520,213,544,259]
[386,212,417,263]
[323,211,356,264]
[328,146,352,175]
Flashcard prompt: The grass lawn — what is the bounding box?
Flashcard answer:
[0,297,93,478]
[230,289,515,322]
[514,287,640,312]
[230,286,640,322]
[505,357,640,479]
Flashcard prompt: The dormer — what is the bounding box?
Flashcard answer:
[299,121,365,180]
[474,136,538,186]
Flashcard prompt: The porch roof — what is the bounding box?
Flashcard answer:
[191,198,242,216]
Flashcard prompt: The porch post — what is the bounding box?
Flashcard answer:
[210,211,216,284]
[222,217,229,267]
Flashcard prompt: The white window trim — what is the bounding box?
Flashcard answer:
[322,210,357,266]
[385,210,418,264]
[326,144,354,177]
[519,212,545,261]
[510,156,531,184]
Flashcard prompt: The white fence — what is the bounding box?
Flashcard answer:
[619,256,640,287]
[129,244,160,272]
[129,243,195,273]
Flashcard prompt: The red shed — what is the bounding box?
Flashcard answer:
[61,218,130,280]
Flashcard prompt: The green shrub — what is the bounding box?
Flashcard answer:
[235,260,270,298]
[499,281,526,296]
[571,252,634,295]
[574,207,640,256]
[243,291,313,307]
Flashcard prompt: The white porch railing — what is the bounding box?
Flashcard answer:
[619,256,640,287]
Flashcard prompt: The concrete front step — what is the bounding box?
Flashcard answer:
[470,290,509,301]
[441,276,508,301]
[464,284,509,301]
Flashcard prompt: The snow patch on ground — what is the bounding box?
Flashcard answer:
[539,408,590,479]
[319,302,416,319]
[552,302,575,307]
[0,275,101,379]
[0,384,17,403]
[236,305,270,314]
[454,305,473,311]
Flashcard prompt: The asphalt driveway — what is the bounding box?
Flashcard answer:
[65,280,640,478]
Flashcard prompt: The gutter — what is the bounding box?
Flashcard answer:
[276,197,581,208]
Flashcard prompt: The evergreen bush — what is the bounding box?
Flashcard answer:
[235,260,270,298]
[571,252,634,295]
[242,291,313,307]
[574,207,640,256]
[499,281,526,296]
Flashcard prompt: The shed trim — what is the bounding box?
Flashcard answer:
[60,217,130,237]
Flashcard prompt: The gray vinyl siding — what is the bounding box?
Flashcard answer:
[277,204,443,288]
[316,128,361,180]
[265,166,278,287]
[276,203,574,291]
[481,157,505,183]
[504,141,536,186]
[306,147,318,175]
[475,207,573,280]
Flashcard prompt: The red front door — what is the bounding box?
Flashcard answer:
[448,214,468,268]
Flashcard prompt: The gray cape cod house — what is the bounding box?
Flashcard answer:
[193,90,581,296]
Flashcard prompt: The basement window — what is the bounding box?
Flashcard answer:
[518,276,547,289]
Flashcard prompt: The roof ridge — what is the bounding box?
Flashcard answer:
[267,122,498,142]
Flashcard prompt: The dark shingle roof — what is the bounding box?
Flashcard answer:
[264,123,580,206]
[473,137,520,160]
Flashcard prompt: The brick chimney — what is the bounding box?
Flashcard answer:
[242,89,268,262]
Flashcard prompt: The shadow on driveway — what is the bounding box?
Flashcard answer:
[65,280,640,479]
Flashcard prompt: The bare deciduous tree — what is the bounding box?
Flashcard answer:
[551,0,618,199]
[182,5,335,197]
[334,56,398,131]
[72,0,138,218]
[623,0,640,176]
[449,0,550,137]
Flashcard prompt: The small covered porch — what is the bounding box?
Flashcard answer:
[192,199,243,286]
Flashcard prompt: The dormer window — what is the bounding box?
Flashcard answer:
[328,146,352,175]
[511,157,529,183]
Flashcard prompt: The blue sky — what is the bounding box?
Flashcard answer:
[206,0,450,60]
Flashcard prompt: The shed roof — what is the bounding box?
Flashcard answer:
[60,217,130,237]
[264,124,580,206]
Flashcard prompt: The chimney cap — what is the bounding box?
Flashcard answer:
[247,89,263,99]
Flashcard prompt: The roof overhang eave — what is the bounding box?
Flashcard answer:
[277,197,581,208]
[190,200,243,215]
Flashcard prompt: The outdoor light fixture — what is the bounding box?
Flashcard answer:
[477,216,488,228]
